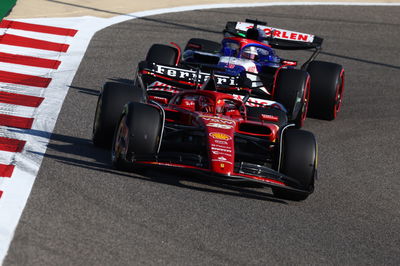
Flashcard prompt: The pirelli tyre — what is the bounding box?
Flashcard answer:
[306,61,345,120]
[146,44,179,66]
[272,128,317,201]
[184,38,221,53]
[92,82,146,148]
[111,102,163,169]
[273,69,310,128]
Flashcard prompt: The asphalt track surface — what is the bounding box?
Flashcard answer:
[5,5,400,265]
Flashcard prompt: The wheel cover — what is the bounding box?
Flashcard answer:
[333,70,345,118]
[111,116,129,163]
[300,76,311,125]
[92,95,103,138]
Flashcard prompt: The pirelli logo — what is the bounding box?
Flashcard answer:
[153,64,237,86]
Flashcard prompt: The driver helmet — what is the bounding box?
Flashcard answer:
[216,99,226,113]
[241,46,258,60]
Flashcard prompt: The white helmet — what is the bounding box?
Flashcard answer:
[241,46,258,60]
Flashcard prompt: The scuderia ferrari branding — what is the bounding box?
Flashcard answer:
[153,64,237,86]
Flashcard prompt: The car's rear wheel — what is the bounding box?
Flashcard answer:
[272,128,317,201]
[184,38,221,53]
[306,61,345,120]
[92,82,146,148]
[273,69,310,128]
[183,38,221,64]
[112,102,163,169]
[146,44,179,65]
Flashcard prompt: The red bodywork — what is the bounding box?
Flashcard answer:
[134,90,293,188]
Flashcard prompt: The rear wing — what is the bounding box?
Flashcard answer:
[138,61,240,88]
[224,21,323,50]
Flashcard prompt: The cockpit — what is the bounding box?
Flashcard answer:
[240,45,270,61]
[221,38,273,63]
[174,93,243,116]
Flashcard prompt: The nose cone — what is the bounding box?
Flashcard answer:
[202,116,236,176]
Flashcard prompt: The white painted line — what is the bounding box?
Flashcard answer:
[0,151,17,165]
[0,103,37,117]
[0,28,74,44]
[0,44,62,58]
[0,84,45,97]
[0,62,54,77]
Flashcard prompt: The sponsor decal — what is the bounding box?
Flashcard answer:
[153,64,237,86]
[207,123,233,130]
[228,63,235,69]
[211,146,232,153]
[211,143,230,149]
[247,66,257,73]
[215,140,228,145]
[260,114,279,122]
[201,116,236,125]
[236,22,315,43]
[148,81,180,93]
[212,151,232,156]
[209,132,232,141]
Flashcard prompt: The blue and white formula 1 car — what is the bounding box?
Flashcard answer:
[183,19,345,123]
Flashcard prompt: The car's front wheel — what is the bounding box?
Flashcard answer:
[272,128,317,201]
[111,102,163,169]
[92,82,146,148]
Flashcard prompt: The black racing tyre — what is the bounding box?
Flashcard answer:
[246,107,288,128]
[111,102,162,169]
[146,44,179,65]
[272,129,317,201]
[306,61,345,120]
[184,38,221,53]
[92,82,146,148]
[273,69,310,128]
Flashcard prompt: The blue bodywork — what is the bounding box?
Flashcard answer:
[183,35,294,81]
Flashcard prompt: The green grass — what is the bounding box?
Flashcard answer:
[0,0,17,21]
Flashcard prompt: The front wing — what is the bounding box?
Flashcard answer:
[122,153,312,194]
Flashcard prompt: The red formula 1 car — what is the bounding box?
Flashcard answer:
[93,76,317,201]
[134,49,309,129]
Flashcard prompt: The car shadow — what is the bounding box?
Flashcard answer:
[47,0,400,70]
[12,126,287,204]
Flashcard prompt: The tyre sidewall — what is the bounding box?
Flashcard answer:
[307,60,344,120]
[273,69,309,126]
[92,82,146,147]
[146,44,178,65]
[124,102,163,156]
[280,129,317,191]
